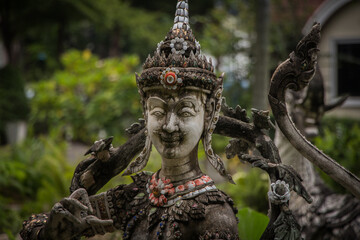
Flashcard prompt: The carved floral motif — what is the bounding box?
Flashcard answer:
[159,67,183,90]
[268,180,291,204]
[170,37,188,54]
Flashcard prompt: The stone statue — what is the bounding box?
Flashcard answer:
[20,0,360,239]
[21,1,238,239]
[275,66,360,239]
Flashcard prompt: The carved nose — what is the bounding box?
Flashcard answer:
[162,112,179,133]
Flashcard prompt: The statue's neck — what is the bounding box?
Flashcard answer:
[159,145,202,182]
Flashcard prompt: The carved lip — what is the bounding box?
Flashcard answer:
[158,132,183,147]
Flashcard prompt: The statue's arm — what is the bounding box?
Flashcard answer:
[20,187,124,240]
[20,213,50,240]
[70,128,146,195]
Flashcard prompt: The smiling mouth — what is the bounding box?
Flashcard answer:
[158,132,183,147]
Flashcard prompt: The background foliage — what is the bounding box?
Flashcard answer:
[29,50,141,144]
[1,0,359,239]
[313,117,360,194]
[0,137,72,234]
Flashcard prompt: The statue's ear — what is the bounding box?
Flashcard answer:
[205,97,215,122]
[204,73,224,131]
[202,73,234,183]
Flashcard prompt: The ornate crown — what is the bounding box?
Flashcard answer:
[137,0,220,93]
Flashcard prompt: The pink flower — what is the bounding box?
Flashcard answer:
[159,195,167,204]
[147,174,173,206]
[167,188,175,195]
[151,174,156,180]
[153,198,159,206]
[164,183,174,189]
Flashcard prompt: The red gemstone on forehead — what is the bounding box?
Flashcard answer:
[164,72,177,85]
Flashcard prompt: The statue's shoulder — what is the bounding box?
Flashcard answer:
[103,171,151,208]
[188,187,236,211]
[106,171,152,198]
[130,171,153,186]
[191,189,239,239]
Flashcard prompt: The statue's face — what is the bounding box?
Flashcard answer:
[146,91,205,159]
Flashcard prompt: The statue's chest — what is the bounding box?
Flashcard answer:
[116,172,227,239]
[122,198,206,240]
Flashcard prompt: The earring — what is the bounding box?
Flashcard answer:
[122,129,152,176]
[123,77,152,175]
[203,84,235,184]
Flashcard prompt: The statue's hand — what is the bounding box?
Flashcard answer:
[42,188,113,239]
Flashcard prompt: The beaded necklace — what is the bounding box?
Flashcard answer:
[146,171,216,207]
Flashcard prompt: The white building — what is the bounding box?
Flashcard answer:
[303,0,360,118]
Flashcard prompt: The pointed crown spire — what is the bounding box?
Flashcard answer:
[173,0,190,31]
[155,0,200,58]
[138,0,217,92]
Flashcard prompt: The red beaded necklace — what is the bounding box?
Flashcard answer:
[146,172,214,207]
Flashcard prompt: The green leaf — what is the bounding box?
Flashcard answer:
[237,207,269,240]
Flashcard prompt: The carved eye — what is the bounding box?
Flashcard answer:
[180,112,191,117]
[153,111,165,117]
[178,108,194,117]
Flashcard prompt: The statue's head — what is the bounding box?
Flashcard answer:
[146,89,206,160]
[123,0,233,183]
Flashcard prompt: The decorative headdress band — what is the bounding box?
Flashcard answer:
[137,0,220,93]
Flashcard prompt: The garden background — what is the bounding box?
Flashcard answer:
[1,0,359,239]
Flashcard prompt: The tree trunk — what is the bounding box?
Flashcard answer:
[57,21,65,60]
[252,0,270,110]
[0,0,13,65]
[109,25,121,57]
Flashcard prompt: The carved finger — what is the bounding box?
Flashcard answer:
[85,215,113,235]
[85,215,113,225]
[51,203,82,225]
[60,197,88,215]
[69,188,88,199]
[52,202,67,215]
[69,188,94,214]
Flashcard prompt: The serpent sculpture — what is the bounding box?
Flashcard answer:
[275,64,360,239]
[268,23,360,200]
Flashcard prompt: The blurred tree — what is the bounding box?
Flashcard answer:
[195,0,255,109]
[269,0,324,68]
[29,50,141,144]
[252,0,270,110]
[0,0,222,82]
[0,0,101,65]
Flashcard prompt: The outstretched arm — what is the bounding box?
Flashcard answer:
[21,189,113,240]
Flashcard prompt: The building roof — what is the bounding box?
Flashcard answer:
[302,0,352,34]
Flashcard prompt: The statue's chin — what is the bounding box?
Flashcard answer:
[159,143,194,160]
[162,148,177,159]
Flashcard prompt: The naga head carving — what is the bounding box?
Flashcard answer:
[288,23,321,90]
